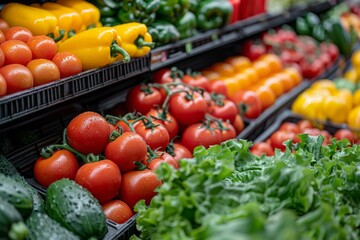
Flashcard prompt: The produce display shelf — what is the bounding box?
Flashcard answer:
[254,109,354,143]
[150,0,337,71]
[0,56,150,127]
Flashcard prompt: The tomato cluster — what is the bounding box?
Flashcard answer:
[0,19,82,97]
[251,120,359,156]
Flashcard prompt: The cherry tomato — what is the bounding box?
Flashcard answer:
[319,52,331,69]
[114,120,132,133]
[146,108,179,139]
[250,142,274,156]
[334,129,357,144]
[26,59,61,86]
[182,74,209,90]
[181,123,222,152]
[0,64,33,94]
[119,169,162,210]
[320,42,339,61]
[102,200,133,224]
[169,91,208,126]
[27,35,57,60]
[172,143,193,161]
[67,111,110,155]
[233,114,245,134]
[5,26,33,42]
[134,120,170,151]
[207,80,228,96]
[105,132,147,173]
[1,40,32,66]
[147,152,179,170]
[52,52,82,78]
[270,130,296,151]
[0,19,9,32]
[0,73,6,96]
[219,121,237,141]
[126,85,163,115]
[280,49,304,65]
[300,58,324,79]
[75,160,121,203]
[208,99,238,124]
[230,90,262,119]
[297,119,313,132]
[242,39,267,61]
[279,122,299,134]
[34,149,79,188]
[0,30,5,44]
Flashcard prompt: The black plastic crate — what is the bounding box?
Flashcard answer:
[254,109,352,143]
[0,56,150,126]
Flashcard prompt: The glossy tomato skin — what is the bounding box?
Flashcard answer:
[115,120,132,133]
[297,119,313,132]
[0,64,33,94]
[66,111,110,155]
[233,114,245,134]
[300,59,324,79]
[270,130,296,151]
[169,91,208,126]
[208,99,238,124]
[181,123,222,152]
[146,109,179,139]
[0,73,6,96]
[207,80,228,96]
[119,169,162,210]
[5,26,33,42]
[34,149,79,188]
[279,122,299,134]
[172,143,193,161]
[152,68,175,84]
[102,200,133,224]
[230,90,262,119]
[250,142,274,156]
[320,42,339,61]
[126,85,163,115]
[218,121,236,141]
[105,132,147,173]
[75,159,121,204]
[26,59,61,86]
[1,40,32,65]
[52,52,82,78]
[147,152,179,170]
[334,129,357,144]
[134,121,170,150]
[242,39,266,61]
[27,35,57,60]
[182,74,209,90]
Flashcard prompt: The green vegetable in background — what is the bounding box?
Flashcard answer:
[196,0,233,31]
[295,17,311,36]
[133,136,360,239]
[334,77,356,92]
[148,21,180,47]
[311,25,327,42]
[117,0,161,25]
[304,12,321,27]
[175,11,198,39]
[157,0,190,22]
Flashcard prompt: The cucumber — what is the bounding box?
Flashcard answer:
[0,198,29,240]
[46,179,107,239]
[0,174,33,218]
[26,212,80,240]
[0,156,45,213]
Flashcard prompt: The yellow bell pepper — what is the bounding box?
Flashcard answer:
[58,27,130,70]
[112,23,154,58]
[353,89,360,106]
[347,106,360,130]
[35,2,83,41]
[0,3,57,36]
[322,95,349,124]
[56,0,100,30]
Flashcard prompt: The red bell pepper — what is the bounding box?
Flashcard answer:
[228,0,240,23]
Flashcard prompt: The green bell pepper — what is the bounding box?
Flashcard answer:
[117,0,160,25]
[148,21,180,47]
[175,11,198,39]
[99,6,117,17]
[100,16,121,26]
[323,18,353,57]
[196,0,233,31]
[311,25,327,42]
[88,0,121,9]
[304,12,321,27]
[295,17,311,36]
[157,0,190,21]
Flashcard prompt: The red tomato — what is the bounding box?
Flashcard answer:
[52,52,82,78]
[169,91,208,125]
[219,121,237,141]
[147,152,179,170]
[66,111,110,155]
[0,30,5,44]
[134,120,170,151]
[26,59,61,86]
[34,149,79,188]
[320,42,339,61]
[146,108,179,139]
[119,169,162,210]
[319,52,331,69]
[208,99,238,124]
[297,119,313,132]
[0,19,9,32]
[280,49,304,64]
[102,200,133,224]
[181,123,222,152]
[230,90,262,119]
[334,129,357,144]
[1,40,32,65]
[172,143,193,161]
[114,120,132,133]
[233,114,245,134]
[27,35,57,60]
[5,26,33,42]
[242,39,267,61]
[105,132,147,173]
[250,142,274,156]
[207,80,228,96]
[152,68,182,84]
[303,128,321,136]
[75,160,121,203]
[0,73,6,96]
[270,130,296,151]
[279,122,299,134]
[182,74,209,90]
[126,85,163,115]
[277,28,298,43]
[297,36,317,55]
[0,64,33,94]
[108,123,116,137]
[320,130,332,145]
[300,59,324,79]
[0,48,5,68]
